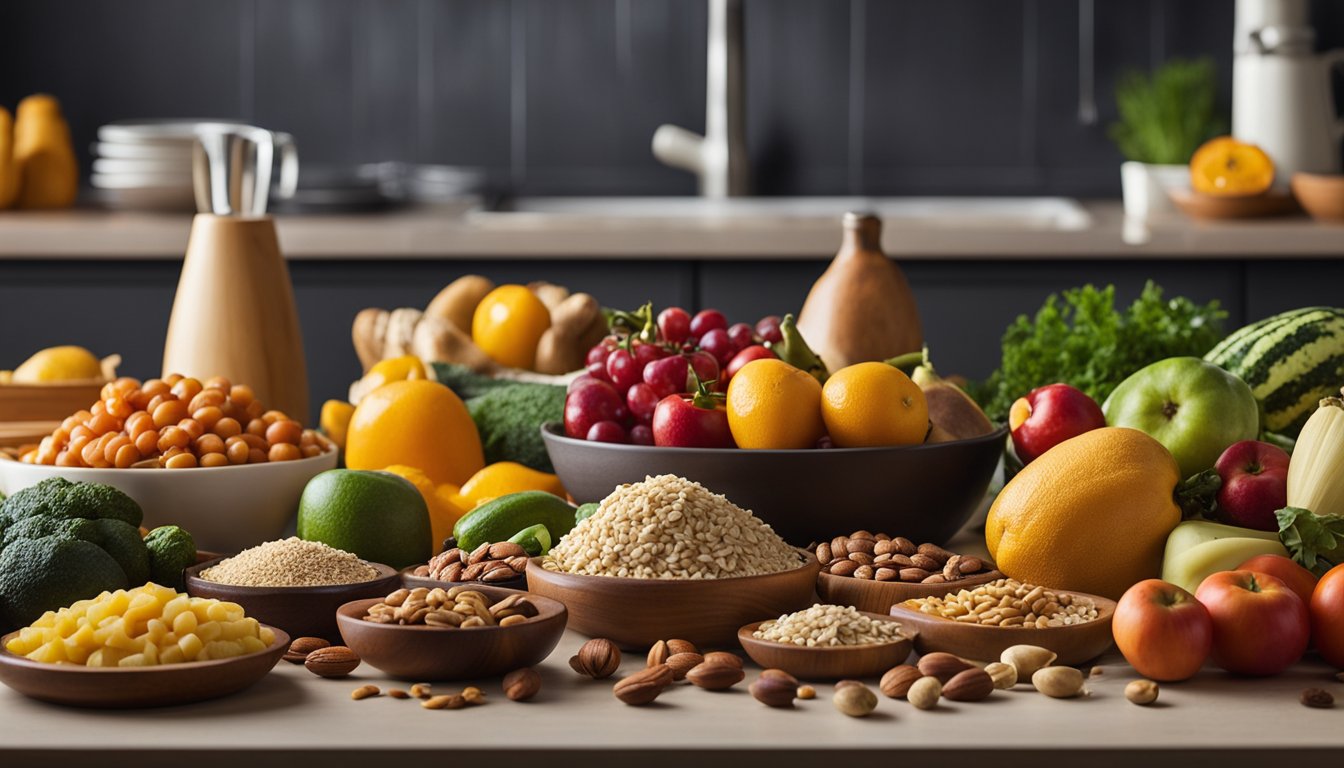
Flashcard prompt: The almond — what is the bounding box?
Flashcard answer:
[305,646,360,678]
[703,651,743,669]
[613,663,673,705]
[879,664,922,698]
[941,667,994,702]
[646,639,670,667]
[829,559,859,577]
[750,669,798,708]
[666,639,698,656]
[686,662,744,691]
[283,636,330,664]
[503,667,541,702]
[665,652,704,681]
[917,652,973,683]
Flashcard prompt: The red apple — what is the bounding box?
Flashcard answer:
[1113,579,1213,681]
[1237,554,1318,608]
[1008,383,1106,463]
[1195,570,1310,676]
[650,381,736,449]
[1214,440,1289,531]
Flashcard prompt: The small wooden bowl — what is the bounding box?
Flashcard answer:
[816,568,1005,614]
[1292,172,1344,222]
[0,625,288,708]
[1168,188,1297,220]
[524,550,820,649]
[335,586,567,681]
[399,564,527,592]
[737,615,917,680]
[185,559,400,642]
[890,589,1117,666]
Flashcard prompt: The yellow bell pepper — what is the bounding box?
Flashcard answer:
[382,465,468,553]
[460,461,567,505]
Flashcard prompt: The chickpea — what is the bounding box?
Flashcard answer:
[50,427,71,448]
[158,426,190,452]
[102,434,131,464]
[170,378,203,402]
[67,435,91,460]
[265,419,302,446]
[261,410,288,425]
[104,397,133,420]
[188,389,226,412]
[245,418,267,437]
[133,429,159,457]
[85,436,113,468]
[164,452,198,469]
[229,385,255,409]
[151,400,188,429]
[56,450,82,467]
[244,399,264,420]
[226,440,250,465]
[199,452,229,468]
[239,433,268,451]
[88,411,119,436]
[127,390,152,411]
[70,425,94,442]
[204,376,232,392]
[125,411,153,438]
[145,394,168,413]
[177,419,204,442]
[268,443,301,462]
[302,444,323,458]
[89,400,107,418]
[192,406,223,431]
[113,444,141,469]
[163,373,184,386]
[195,434,225,455]
[212,417,242,439]
[247,448,267,464]
[60,414,82,433]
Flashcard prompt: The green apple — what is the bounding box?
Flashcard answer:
[1103,357,1258,478]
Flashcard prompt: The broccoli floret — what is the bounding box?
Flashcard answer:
[466,382,567,473]
[89,519,151,586]
[0,477,143,528]
[1,515,99,550]
[0,536,128,631]
[144,526,196,590]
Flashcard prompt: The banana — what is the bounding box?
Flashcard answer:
[1162,520,1287,594]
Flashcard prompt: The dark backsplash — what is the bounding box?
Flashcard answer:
[7,0,1333,198]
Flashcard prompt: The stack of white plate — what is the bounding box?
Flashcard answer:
[90,120,248,210]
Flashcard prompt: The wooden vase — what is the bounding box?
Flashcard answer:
[162,214,308,421]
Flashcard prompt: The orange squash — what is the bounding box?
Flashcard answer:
[796,213,922,370]
[1189,136,1275,197]
[14,94,78,209]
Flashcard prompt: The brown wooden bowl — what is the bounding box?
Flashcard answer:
[1168,187,1297,220]
[0,625,288,708]
[1291,172,1344,222]
[524,550,820,649]
[185,559,400,643]
[816,568,1005,614]
[737,615,917,680]
[398,564,527,592]
[890,589,1117,666]
[335,586,567,681]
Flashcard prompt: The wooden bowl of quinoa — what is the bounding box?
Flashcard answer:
[185,538,399,642]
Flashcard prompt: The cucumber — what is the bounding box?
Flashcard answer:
[453,491,578,552]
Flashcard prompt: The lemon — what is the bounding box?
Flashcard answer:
[12,346,102,383]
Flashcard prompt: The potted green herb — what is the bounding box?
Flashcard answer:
[1110,58,1225,217]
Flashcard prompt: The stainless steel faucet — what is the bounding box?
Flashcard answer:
[652,0,749,197]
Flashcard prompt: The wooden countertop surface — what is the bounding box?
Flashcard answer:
[0,200,1340,260]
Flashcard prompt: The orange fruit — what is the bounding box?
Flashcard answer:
[821,362,928,447]
[471,285,552,370]
[345,379,484,486]
[1190,136,1275,197]
[985,427,1181,600]
[725,358,825,449]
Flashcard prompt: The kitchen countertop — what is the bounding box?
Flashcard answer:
[0,200,1340,260]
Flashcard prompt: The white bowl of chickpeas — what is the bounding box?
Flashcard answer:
[0,375,338,553]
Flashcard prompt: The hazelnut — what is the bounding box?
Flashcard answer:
[570,638,621,679]
[750,669,799,708]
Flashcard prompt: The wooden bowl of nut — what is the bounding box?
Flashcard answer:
[185,542,400,643]
[335,585,568,681]
[736,605,917,680]
[889,578,1117,666]
[400,541,529,592]
[814,532,1004,613]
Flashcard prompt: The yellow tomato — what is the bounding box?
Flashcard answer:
[471,285,552,370]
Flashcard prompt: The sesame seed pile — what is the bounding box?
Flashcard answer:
[199,537,379,587]
[543,474,801,580]
[753,604,907,647]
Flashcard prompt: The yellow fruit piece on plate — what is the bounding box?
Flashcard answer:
[726,358,825,449]
[11,345,102,383]
[1190,136,1275,197]
[345,379,484,486]
[471,285,552,370]
[460,461,567,505]
[821,362,928,447]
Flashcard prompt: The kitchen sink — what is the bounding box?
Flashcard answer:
[473,196,1091,231]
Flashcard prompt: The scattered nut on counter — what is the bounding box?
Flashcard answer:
[1032,666,1087,699]
[570,638,621,679]
[504,667,542,702]
[796,685,816,700]
[984,662,1018,690]
[1301,688,1334,709]
[1125,680,1159,706]
[880,665,922,698]
[350,685,380,701]
[305,646,361,678]
[942,668,994,702]
[907,677,942,710]
[686,660,745,691]
[283,636,330,664]
[1001,645,1057,680]
[833,683,878,717]
[613,664,673,705]
[816,531,992,584]
[917,652,974,683]
[750,669,799,708]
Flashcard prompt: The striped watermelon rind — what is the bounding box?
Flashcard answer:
[1205,307,1344,438]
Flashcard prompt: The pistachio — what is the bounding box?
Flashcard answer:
[1001,644,1058,680]
[907,676,942,710]
[1032,666,1086,699]
[833,683,878,717]
[984,661,1018,690]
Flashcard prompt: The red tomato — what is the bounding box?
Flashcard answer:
[1311,564,1344,669]
[1113,579,1213,682]
[1237,554,1318,607]
[1196,570,1310,676]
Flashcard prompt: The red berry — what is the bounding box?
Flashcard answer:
[632,341,665,368]
[727,323,755,351]
[755,316,783,344]
[629,424,655,445]
[605,348,642,393]
[657,307,692,345]
[586,420,627,444]
[626,382,660,423]
[643,355,690,399]
[698,328,735,366]
[687,351,720,385]
[564,380,623,439]
[690,309,728,337]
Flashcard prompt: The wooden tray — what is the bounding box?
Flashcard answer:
[0,421,60,449]
[0,382,103,423]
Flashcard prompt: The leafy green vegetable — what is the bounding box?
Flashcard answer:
[974,282,1227,422]
[1109,57,1225,164]
[1276,506,1344,576]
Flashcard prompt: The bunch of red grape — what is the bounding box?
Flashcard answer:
[563,307,784,445]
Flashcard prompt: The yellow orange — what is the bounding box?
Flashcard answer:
[821,362,928,447]
[985,427,1181,600]
[345,379,484,486]
[725,358,825,449]
[1190,136,1275,197]
[460,461,566,504]
[471,285,552,370]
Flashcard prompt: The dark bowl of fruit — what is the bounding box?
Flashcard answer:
[541,421,1007,547]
